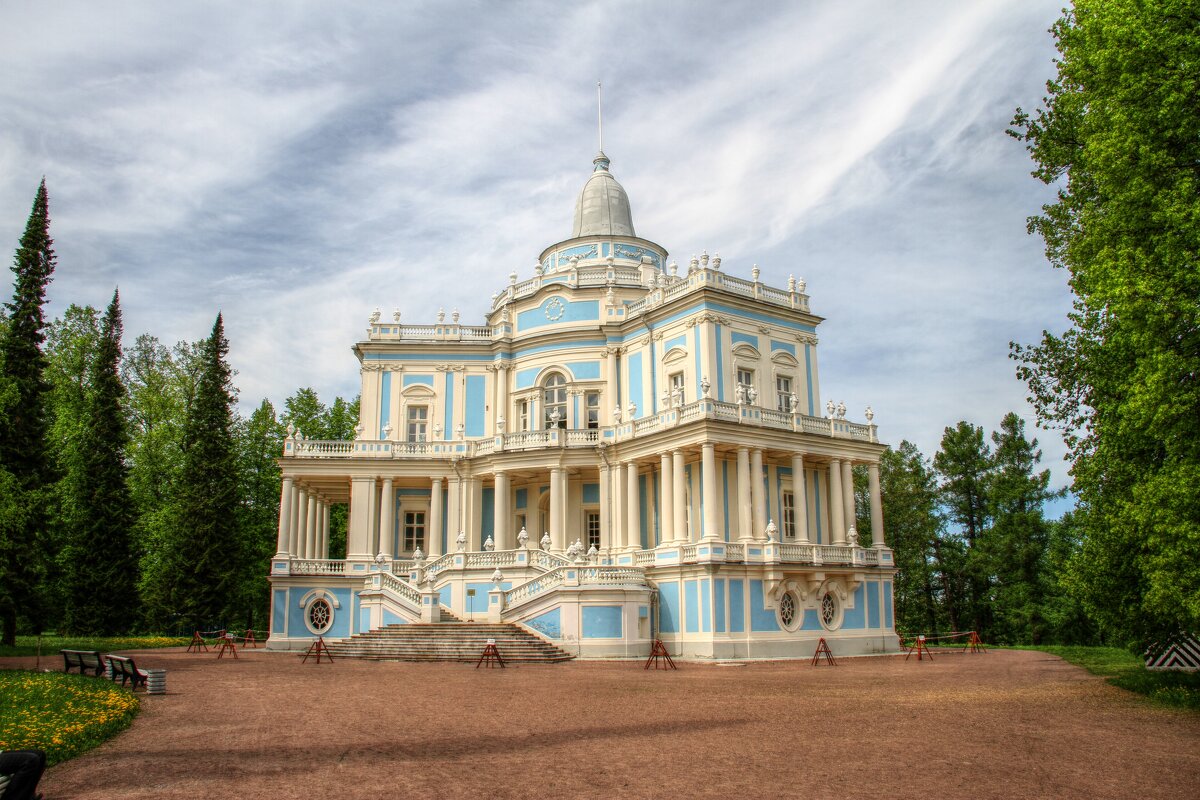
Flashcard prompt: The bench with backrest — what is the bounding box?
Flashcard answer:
[61,649,107,677]
[106,655,149,691]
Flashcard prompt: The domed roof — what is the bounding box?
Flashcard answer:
[571,151,636,237]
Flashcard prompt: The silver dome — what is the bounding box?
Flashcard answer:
[571,151,636,238]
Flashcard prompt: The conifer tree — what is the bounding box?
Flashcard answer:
[171,314,240,631]
[66,291,137,634]
[0,180,57,645]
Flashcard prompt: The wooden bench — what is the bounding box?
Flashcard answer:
[106,655,150,691]
[61,649,106,677]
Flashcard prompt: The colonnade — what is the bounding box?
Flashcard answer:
[276,449,886,563]
[274,476,333,559]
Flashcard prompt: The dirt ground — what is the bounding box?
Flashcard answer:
[5,647,1199,799]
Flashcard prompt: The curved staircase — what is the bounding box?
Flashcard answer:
[325,622,574,663]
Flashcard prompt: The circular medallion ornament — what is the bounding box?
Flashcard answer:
[544,297,565,321]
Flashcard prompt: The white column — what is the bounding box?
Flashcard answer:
[736,447,753,543]
[599,464,611,551]
[829,459,846,545]
[294,487,309,558]
[348,477,375,559]
[466,477,483,550]
[626,461,641,550]
[750,448,766,541]
[842,460,856,538]
[868,462,885,547]
[494,472,510,549]
[659,453,673,548]
[494,365,508,434]
[275,476,294,557]
[429,477,444,556]
[550,468,565,550]
[612,463,626,549]
[672,450,687,544]
[792,452,810,543]
[289,483,303,556]
[379,478,395,558]
[446,475,461,549]
[305,494,318,560]
[701,443,720,542]
[606,347,619,424]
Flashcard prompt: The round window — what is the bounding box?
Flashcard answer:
[820,592,840,631]
[779,592,796,629]
[307,598,333,634]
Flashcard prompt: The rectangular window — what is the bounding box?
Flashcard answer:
[407,406,428,442]
[403,510,426,551]
[586,391,600,429]
[782,491,796,539]
[586,512,601,550]
[517,400,529,432]
[737,368,754,389]
[776,375,793,412]
[669,372,685,405]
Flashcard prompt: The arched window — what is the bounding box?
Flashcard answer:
[543,372,568,429]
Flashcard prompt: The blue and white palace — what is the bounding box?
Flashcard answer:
[267,149,897,659]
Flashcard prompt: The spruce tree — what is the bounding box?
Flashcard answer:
[172,314,240,631]
[66,291,137,634]
[0,180,57,645]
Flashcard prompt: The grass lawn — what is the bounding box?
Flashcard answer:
[0,670,139,766]
[0,634,189,658]
[1014,645,1200,711]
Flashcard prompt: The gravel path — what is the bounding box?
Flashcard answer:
[8,647,1199,799]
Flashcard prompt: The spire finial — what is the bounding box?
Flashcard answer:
[597,81,603,152]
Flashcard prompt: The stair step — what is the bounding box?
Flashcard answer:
[327,621,573,663]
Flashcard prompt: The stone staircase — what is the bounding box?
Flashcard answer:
[325,622,574,663]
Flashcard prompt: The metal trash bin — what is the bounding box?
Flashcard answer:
[144,669,167,695]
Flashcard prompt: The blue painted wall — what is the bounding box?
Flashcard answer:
[842,584,867,629]
[515,367,540,389]
[515,488,528,509]
[465,374,486,437]
[403,374,434,387]
[884,582,894,629]
[526,607,561,638]
[639,473,649,549]
[731,332,760,349]
[801,609,823,631]
[750,580,780,632]
[517,298,600,331]
[715,324,725,401]
[770,340,797,356]
[379,372,391,433]
[481,487,495,543]
[443,372,455,434]
[438,585,452,608]
[659,581,680,633]
[382,609,408,626]
[567,360,601,380]
[627,352,644,417]
[286,588,353,639]
[582,606,623,638]
[272,590,286,634]
[700,578,712,633]
[714,579,726,632]
[728,579,745,633]
[684,580,699,633]
[867,581,880,628]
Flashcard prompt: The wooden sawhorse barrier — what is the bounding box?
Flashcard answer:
[963,631,987,654]
[302,636,334,664]
[187,631,208,653]
[644,639,677,670]
[477,640,505,669]
[811,637,837,666]
[242,629,260,649]
[215,636,239,659]
[905,635,934,661]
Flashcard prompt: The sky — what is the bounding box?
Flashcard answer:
[0,1,1074,510]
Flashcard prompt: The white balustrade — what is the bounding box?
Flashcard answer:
[464,550,520,568]
[503,569,566,608]
[634,550,656,566]
[289,559,346,575]
[723,543,745,561]
[579,566,647,585]
[377,572,421,606]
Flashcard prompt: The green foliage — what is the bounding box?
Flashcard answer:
[169,314,241,631]
[65,291,137,634]
[1010,0,1200,643]
[885,414,1067,644]
[0,670,139,765]
[0,180,58,645]
[231,399,285,629]
[879,442,943,635]
[0,633,188,658]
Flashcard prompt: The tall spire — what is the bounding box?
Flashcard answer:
[597,81,603,153]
